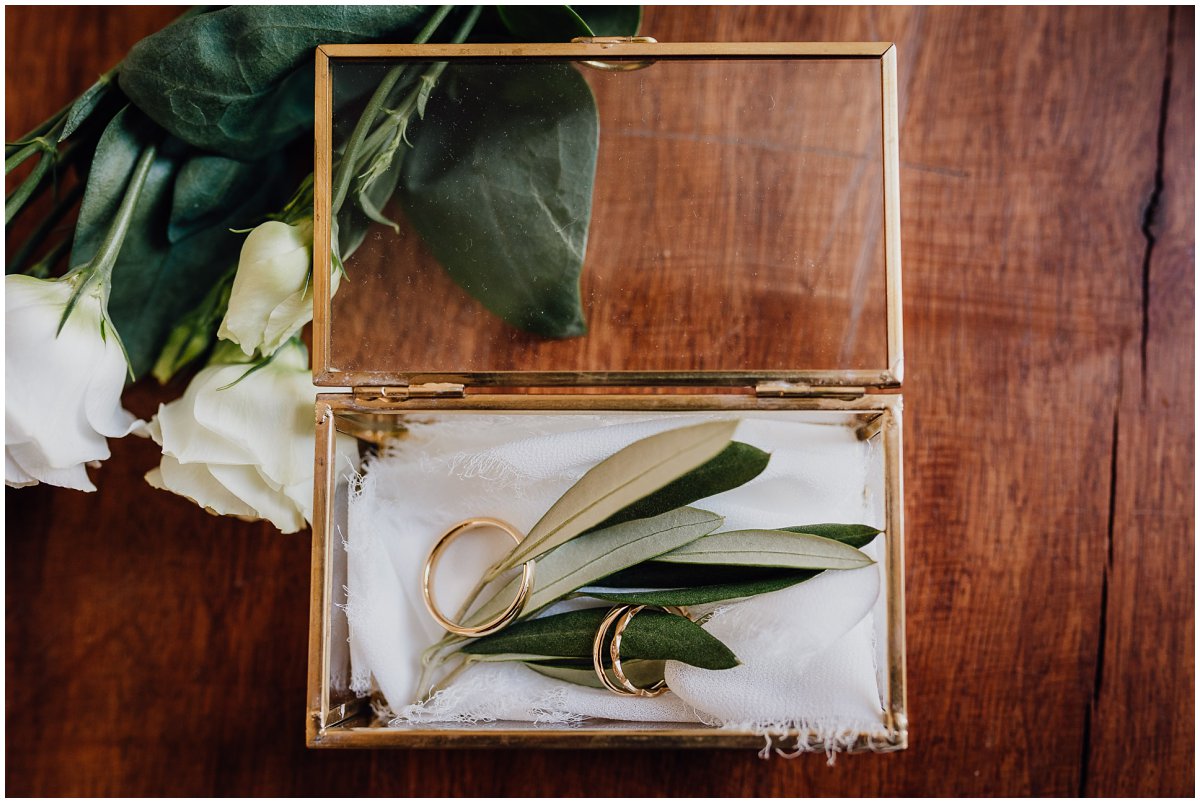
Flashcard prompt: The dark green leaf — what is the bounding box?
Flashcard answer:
[494,420,735,572]
[573,6,642,36]
[781,523,882,549]
[598,561,803,589]
[497,6,592,40]
[586,572,818,607]
[60,71,118,142]
[461,607,739,670]
[168,153,283,242]
[591,441,770,532]
[119,6,429,158]
[399,61,598,338]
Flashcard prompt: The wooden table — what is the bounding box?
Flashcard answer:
[6,6,1193,796]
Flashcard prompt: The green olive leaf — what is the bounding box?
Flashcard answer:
[465,506,723,628]
[461,607,740,670]
[654,528,876,570]
[586,572,819,607]
[119,6,429,157]
[398,61,598,338]
[781,523,882,549]
[590,441,769,532]
[493,420,738,572]
[525,659,665,690]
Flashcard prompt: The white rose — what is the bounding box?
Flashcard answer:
[144,340,357,533]
[5,274,139,491]
[217,218,338,357]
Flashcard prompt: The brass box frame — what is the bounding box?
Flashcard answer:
[307,41,907,751]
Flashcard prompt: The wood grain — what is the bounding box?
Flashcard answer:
[5,6,1194,796]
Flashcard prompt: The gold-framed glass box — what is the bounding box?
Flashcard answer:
[307,40,906,751]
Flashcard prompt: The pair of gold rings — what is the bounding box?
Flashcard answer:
[592,604,688,697]
[421,517,535,637]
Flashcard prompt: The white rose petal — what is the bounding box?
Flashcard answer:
[145,340,358,533]
[217,219,322,357]
[5,274,139,491]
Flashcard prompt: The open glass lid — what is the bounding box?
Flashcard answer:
[313,42,902,389]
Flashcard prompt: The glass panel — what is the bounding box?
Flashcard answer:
[326,55,888,378]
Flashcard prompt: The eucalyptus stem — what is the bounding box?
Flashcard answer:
[5,106,69,158]
[7,180,84,274]
[78,141,157,285]
[5,152,54,225]
[57,139,157,337]
[330,4,455,216]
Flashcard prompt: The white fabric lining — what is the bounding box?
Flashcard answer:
[342,412,889,754]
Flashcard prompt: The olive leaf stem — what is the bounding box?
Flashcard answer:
[329,4,455,218]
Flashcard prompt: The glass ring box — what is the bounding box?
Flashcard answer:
[307,40,906,751]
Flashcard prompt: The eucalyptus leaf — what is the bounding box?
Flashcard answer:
[497,6,592,40]
[654,529,875,570]
[493,420,738,573]
[399,61,598,338]
[526,659,665,690]
[120,6,428,158]
[461,608,740,670]
[465,506,723,628]
[71,107,286,377]
[590,441,769,532]
[168,153,283,243]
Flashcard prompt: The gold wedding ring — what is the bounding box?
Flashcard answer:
[592,604,687,697]
[421,517,535,637]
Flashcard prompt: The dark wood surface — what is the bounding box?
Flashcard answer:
[5,6,1194,796]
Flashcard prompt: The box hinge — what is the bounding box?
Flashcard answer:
[353,383,466,401]
[755,381,866,400]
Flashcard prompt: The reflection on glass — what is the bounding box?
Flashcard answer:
[328,57,888,376]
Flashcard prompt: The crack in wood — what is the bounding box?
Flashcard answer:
[1139,7,1177,395]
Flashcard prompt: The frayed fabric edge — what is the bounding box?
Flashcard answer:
[710,718,894,764]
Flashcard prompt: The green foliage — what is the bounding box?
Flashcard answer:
[461,607,740,670]
[398,61,598,338]
[592,442,771,532]
[69,108,285,378]
[119,6,429,158]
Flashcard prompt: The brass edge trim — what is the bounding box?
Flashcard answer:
[318,392,898,413]
[318,42,894,59]
[313,46,334,381]
[316,369,902,390]
[882,402,908,741]
[310,725,905,751]
[881,45,904,385]
[307,401,337,744]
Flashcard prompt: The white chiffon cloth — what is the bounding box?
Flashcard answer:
[343,412,888,736]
